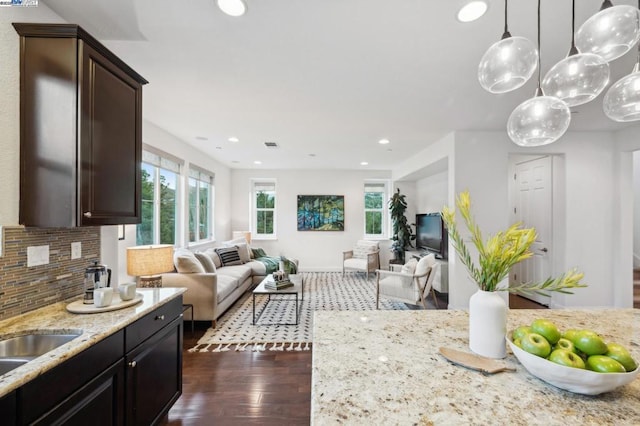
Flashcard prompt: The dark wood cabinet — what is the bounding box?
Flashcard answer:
[12,23,147,227]
[0,391,17,426]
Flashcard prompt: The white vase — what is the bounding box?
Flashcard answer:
[469,289,507,359]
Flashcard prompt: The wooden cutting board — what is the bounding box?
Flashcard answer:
[439,347,516,374]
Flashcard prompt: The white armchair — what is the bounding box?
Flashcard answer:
[376,253,439,309]
[342,240,380,280]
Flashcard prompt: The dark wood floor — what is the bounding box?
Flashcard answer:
[160,293,547,425]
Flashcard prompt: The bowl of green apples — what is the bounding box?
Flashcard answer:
[507,319,639,395]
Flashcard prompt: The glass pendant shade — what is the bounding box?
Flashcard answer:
[575,4,640,62]
[507,95,571,147]
[541,53,610,106]
[603,63,640,121]
[478,36,538,93]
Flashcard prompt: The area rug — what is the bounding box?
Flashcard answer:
[188,271,407,353]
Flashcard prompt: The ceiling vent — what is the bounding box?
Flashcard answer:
[264,141,279,149]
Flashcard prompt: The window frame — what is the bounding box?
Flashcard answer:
[188,164,215,245]
[137,146,182,246]
[363,180,390,240]
[251,179,277,240]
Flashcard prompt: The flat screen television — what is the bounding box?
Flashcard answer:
[415,213,448,259]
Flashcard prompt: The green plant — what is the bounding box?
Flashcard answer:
[441,190,586,296]
[389,189,415,263]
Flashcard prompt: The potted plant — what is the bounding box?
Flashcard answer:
[389,188,415,264]
[441,190,586,358]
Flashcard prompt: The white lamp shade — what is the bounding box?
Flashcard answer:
[575,4,640,62]
[478,36,538,93]
[541,53,610,106]
[127,244,175,276]
[603,67,640,121]
[507,96,571,147]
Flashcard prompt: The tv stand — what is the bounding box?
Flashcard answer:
[406,250,448,293]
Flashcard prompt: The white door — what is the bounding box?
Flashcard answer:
[512,156,553,305]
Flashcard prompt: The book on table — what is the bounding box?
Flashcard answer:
[264,279,293,290]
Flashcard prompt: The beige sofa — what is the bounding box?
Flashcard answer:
[161,241,296,327]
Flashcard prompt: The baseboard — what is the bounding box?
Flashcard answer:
[297,267,342,273]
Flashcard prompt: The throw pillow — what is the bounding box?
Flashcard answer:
[235,243,251,264]
[215,246,242,266]
[173,249,205,274]
[415,254,436,278]
[194,251,216,273]
[252,247,267,258]
[401,258,418,275]
[204,248,222,268]
[223,237,252,260]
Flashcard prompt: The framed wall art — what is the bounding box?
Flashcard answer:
[297,195,344,231]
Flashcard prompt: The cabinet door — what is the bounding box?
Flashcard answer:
[0,391,17,426]
[79,42,142,226]
[125,316,182,426]
[32,360,125,426]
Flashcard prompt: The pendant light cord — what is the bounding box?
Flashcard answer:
[569,0,578,55]
[536,0,542,93]
[501,0,511,39]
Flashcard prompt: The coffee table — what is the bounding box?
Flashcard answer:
[252,274,304,325]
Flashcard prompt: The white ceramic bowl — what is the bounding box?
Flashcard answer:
[506,335,639,395]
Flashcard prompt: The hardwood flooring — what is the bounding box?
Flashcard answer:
[161,293,550,425]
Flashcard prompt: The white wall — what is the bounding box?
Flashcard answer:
[230,169,392,271]
[0,6,65,226]
[633,151,640,268]
[415,171,448,214]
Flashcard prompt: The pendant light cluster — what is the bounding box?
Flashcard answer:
[478,0,640,147]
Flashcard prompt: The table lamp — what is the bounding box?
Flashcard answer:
[232,231,251,244]
[126,244,174,287]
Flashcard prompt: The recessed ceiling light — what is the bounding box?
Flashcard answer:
[231,160,240,163]
[217,0,247,17]
[216,146,222,150]
[457,1,488,23]
[195,136,208,141]
[228,137,239,143]
[254,160,262,165]
[360,161,369,166]
[309,153,316,157]
[378,138,390,145]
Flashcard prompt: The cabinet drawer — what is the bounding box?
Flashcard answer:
[125,297,182,352]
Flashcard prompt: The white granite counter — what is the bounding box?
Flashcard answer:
[312,309,640,425]
[0,287,186,398]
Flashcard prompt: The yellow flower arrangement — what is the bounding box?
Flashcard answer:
[441,191,586,296]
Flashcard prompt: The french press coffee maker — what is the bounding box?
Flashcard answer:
[83,260,112,304]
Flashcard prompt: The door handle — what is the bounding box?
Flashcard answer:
[129,361,137,368]
[83,211,92,218]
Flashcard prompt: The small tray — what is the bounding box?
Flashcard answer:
[66,293,144,314]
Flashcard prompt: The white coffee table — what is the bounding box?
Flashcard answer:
[252,274,304,325]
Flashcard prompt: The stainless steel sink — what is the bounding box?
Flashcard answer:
[0,332,82,375]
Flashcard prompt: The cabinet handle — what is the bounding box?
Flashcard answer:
[129,361,137,368]
[83,211,92,218]
[155,315,165,321]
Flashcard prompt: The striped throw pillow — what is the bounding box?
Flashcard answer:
[215,246,242,266]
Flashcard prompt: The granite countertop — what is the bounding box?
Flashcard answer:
[0,287,186,398]
[312,309,640,425]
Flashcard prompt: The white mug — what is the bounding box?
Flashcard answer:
[118,282,137,301]
[94,287,114,308]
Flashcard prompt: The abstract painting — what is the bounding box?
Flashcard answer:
[297,195,344,231]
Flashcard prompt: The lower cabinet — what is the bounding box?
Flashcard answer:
[2,296,183,425]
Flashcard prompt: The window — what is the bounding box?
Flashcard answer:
[364,181,389,239]
[252,180,276,239]
[137,148,182,246]
[189,165,215,244]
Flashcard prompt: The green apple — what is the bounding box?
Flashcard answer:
[605,343,638,372]
[512,326,532,341]
[553,338,577,353]
[573,330,608,356]
[586,355,626,373]
[530,319,561,344]
[513,338,522,348]
[520,332,552,358]
[548,348,586,369]
[562,329,580,343]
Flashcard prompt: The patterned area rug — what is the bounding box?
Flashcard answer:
[188,271,407,353]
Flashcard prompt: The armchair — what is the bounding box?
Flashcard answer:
[342,240,380,280]
[376,253,439,309]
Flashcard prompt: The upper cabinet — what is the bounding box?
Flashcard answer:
[13,23,148,227]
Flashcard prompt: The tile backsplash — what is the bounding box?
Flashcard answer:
[0,226,100,321]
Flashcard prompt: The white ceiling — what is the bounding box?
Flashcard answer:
[42,0,640,170]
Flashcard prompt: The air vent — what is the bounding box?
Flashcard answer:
[264,141,279,149]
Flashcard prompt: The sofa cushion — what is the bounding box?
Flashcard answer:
[243,260,267,276]
[173,249,205,273]
[215,246,243,266]
[235,243,251,263]
[217,264,252,283]
[344,258,367,270]
[223,237,252,261]
[216,274,240,303]
[352,240,379,259]
[194,252,216,273]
